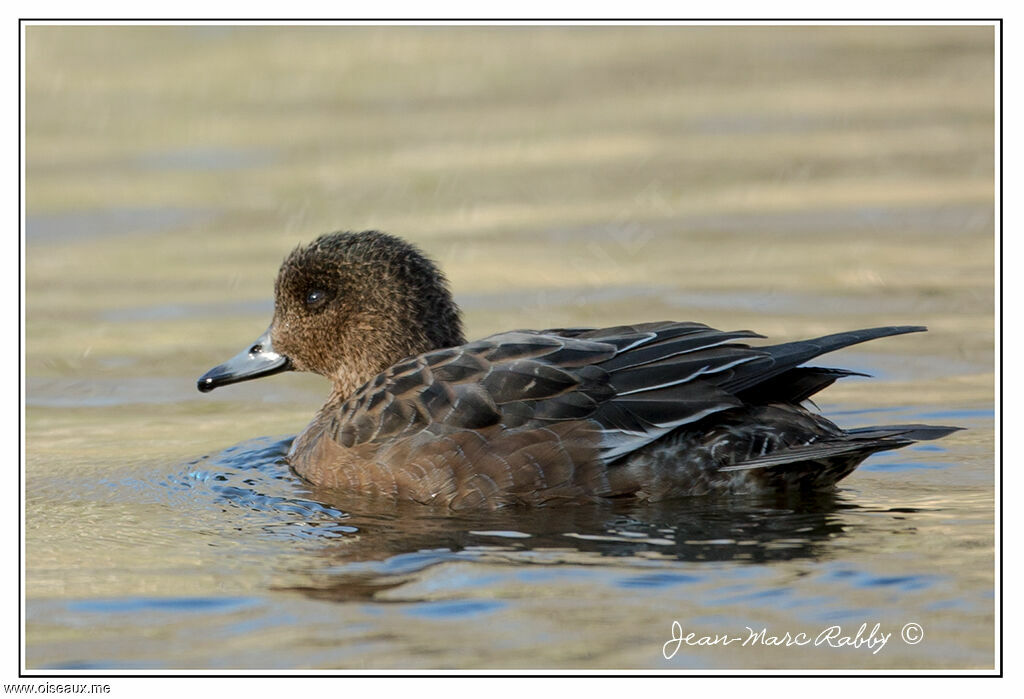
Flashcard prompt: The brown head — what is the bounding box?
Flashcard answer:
[198,231,466,398]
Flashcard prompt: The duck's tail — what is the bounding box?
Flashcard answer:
[719,422,962,487]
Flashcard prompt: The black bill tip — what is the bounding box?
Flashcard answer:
[197,327,292,393]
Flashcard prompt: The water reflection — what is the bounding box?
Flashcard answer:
[173,435,936,605]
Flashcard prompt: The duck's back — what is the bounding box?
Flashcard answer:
[287,321,958,508]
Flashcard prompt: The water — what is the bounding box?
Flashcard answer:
[25,401,993,670]
[23,25,995,671]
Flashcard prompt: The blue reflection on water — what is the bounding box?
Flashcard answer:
[616,572,702,589]
[68,596,258,614]
[403,599,506,619]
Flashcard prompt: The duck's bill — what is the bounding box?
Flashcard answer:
[197,327,292,392]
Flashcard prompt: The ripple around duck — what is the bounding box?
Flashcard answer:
[167,436,359,544]
[151,424,985,630]
[168,434,937,572]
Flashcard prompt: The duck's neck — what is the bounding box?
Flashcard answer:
[328,330,465,402]
[329,353,391,403]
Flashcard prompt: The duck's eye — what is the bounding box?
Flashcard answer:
[305,288,328,309]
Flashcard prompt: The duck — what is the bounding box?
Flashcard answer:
[197,230,959,509]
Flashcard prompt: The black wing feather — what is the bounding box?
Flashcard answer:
[721,326,925,394]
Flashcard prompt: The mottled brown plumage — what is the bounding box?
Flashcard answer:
[198,231,959,509]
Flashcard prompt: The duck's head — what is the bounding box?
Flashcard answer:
[197,230,465,397]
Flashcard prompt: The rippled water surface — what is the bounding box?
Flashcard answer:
[24,25,995,671]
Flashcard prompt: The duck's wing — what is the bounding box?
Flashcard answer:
[331,322,928,464]
[331,329,618,448]
[331,322,755,458]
